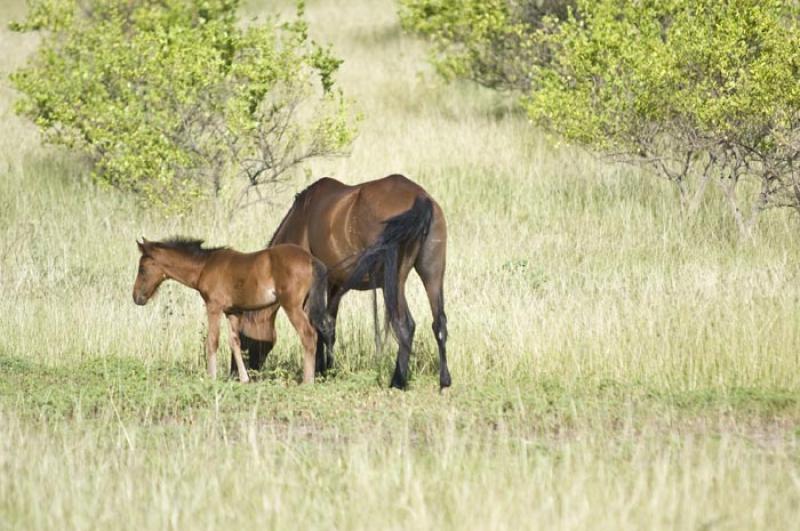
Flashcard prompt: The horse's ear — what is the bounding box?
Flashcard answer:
[137,238,146,254]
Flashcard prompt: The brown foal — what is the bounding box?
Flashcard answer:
[132,238,330,384]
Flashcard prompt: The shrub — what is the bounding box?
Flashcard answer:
[398,0,574,92]
[527,0,800,235]
[11,0,357,212]
[401,0,800,234]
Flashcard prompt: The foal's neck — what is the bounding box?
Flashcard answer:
[158,251,209,290]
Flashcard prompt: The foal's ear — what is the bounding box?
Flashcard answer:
[137,238,147,254]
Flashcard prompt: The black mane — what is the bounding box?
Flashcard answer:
[152,237,227,257]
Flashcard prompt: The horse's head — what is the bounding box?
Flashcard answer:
[133,238,167,305]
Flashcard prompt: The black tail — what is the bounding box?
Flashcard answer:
[333,196,434,320]
[306,257,331,332]
[306,257,334,370]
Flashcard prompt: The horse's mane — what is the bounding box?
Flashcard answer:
[151,237,228,257]
[267,182,317,246]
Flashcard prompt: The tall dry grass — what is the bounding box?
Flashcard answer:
[1,0,799,529]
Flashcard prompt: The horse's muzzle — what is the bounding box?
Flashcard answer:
[133,292,148,306]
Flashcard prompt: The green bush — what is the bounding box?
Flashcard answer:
[398,0,574,92]
[11,0,357,213]
[527,0,800,234]
[401,0,800,234]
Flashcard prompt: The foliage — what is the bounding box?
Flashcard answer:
[398,0,574,91]
[10,0,357,212]
[400,0,800,234]
[527,0,800,234]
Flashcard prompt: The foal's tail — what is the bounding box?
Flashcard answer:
[333,196,434,321]
[306,257,334,351]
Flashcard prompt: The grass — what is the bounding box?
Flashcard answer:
[2,355,799,530]
[1,0,800,529]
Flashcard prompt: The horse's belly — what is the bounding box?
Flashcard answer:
[252,286,278,308]
[240,308,278,341]
[231,286,277,312]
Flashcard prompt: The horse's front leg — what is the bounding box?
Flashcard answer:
[315,284,341,374]
[226,314,250,383]
[206,306,222,380]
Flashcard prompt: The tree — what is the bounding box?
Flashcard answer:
[398,0,574,92]
[10,0,357,212]
[527,0,800,235]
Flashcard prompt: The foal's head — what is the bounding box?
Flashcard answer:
[133,239,167,305]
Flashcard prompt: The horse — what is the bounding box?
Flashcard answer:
[132,237,332,384]
[238,174,451,390]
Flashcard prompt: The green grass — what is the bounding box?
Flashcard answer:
[3,354,798,424]
[2,0,800,529]
[2,354,799,529]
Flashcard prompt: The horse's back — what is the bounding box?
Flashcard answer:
[269,174,444,286]
[354,174,445,243]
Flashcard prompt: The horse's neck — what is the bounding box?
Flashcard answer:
[270,208,306,247]
[158,252,207,289]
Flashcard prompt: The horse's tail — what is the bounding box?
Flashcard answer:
[334,196,434,322]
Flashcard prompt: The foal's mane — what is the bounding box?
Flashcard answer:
[267,182,316,246]
[150,237,228,258]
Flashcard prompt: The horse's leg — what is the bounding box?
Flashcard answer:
[316,284,340,373]
[234,307,278,375]
[284,303,319,384]
[206,306,222,380]
[415,211,450,389]
[416,260,451,389]
[226,314,250,383]
[388,272,415,390]
[372,282,388,359]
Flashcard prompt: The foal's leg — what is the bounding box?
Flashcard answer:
[226,314,250,383]
[284,304,319,385]
[206,307,222,380]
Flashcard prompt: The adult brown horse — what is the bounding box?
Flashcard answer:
[238,174,451,390]
[133,238,332,384]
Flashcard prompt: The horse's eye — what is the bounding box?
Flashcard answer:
[138,267,145,275]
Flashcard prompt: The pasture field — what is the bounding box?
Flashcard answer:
[1,1,800,529]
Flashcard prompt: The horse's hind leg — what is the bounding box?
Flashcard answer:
[284,304,319,384]
[226,314,250,383]
[388,273,416,390]
[421,274,450,389]
[416,238,451,389]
